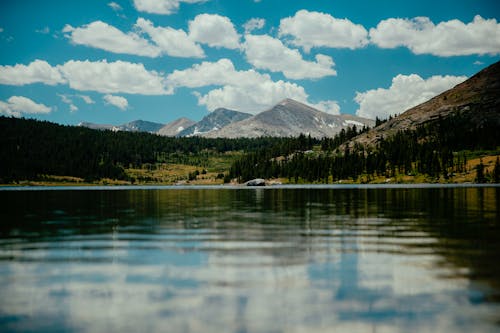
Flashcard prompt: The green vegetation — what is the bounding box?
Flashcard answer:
[228,113,500,184]
[1,113,499,185]
[0,116,294,184]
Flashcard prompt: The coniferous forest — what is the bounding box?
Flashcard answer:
[0,116,309,183]
[1,114,499,184]
[228,113,500,183]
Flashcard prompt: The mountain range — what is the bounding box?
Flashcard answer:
[78,119,165,134]
[79,99,373,138]
[203,99,373,138]
[81,59,500,141]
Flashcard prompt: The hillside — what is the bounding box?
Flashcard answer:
[204,99,374,138]
[347,60,500,148]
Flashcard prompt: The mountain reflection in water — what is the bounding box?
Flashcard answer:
[0,186,499,332]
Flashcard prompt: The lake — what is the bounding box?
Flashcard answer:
[0,185,499,332]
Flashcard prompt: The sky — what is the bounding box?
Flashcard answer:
[0,0,499,126]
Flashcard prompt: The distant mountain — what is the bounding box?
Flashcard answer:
[178,108,252,137]
[346,60,500,148]
[79,120,164,134]
[158,117,195,136]
[203,99,374,138]
[78,122,119,131]
[119,120,165,133]
[77,99,375,139]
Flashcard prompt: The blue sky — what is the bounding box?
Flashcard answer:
[0,0,499,126]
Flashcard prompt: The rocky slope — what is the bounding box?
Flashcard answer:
[177,108,252,137]
[119,120,165,133]
[203,99,374,138]
[346,60,500,148]
[158,117,195,136]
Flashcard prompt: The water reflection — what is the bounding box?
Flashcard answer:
[0,187,499,332]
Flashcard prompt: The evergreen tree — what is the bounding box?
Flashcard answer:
[493,157,500,183]
[475,159,486,183]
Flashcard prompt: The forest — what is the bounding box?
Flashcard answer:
[228,114,500,183]
[1,114,499,184]
[0,116,312,183]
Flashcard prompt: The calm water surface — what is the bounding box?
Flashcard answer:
[0,186,499,332]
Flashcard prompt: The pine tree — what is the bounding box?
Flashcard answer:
[475,159,486,183]
[493,156,500,183]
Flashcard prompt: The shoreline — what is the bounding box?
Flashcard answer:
[1,183,498,191]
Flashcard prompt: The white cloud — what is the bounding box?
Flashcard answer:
[0,28,3,33]
[0,59,171,95]
[78,95,95,104]
[103,94,129,110]
[0,96,52,117]
[63,21,161,57]
[108,2,122,11]
[369,15,500,56]
[309,100,340,115]
[58,59,171,95]
[0,60,66,86]
[167,58,309,113]
[189,14,240,49]
[279,10,368,52]
[243,18,265,34]
[355,74,467,119]
[36,27,50,34]
[58,94,78,112]
[133,0,207,15]
[243,34,336,80]
[135,18,205,58]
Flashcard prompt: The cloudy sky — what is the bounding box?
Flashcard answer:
[0,0,499,125]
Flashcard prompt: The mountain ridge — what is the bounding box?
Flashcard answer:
[158,117,196,136]
[177,108,252,137]
[345,60,500,149]
[203,99,374,138]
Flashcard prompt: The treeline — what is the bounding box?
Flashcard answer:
[228,125,366,182]
[228,114,500,183]
[0,116,296,183]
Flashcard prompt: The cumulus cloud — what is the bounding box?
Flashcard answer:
[244,34,336,80]
[63,21,161,57]
[369,15,500,56]
[189,14,240,49]
[0,59,171,95]
[0,96,52,117]
[167,58,309,113]
[279,10,369,52]
[135,18,205,58]
[243,18,265,34]
[58,59,171,95]
[133,0,207,15]
[0,60,66,86]
[104,94,129,110]
[355,74,467,119]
